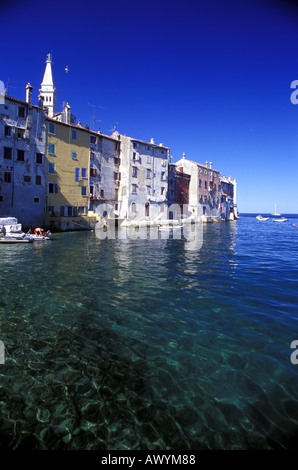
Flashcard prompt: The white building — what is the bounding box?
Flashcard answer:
[0,84,46,228]
[115,133,170,223]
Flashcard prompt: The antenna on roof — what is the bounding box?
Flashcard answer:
[6,77,17,96]
[88,103,105,130]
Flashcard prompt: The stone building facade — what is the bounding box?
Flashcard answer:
[0,85,46,228]
[115,133,170,223]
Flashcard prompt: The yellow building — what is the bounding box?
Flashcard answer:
[45,116,94,231]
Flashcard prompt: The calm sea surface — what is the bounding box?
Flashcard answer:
[0,214,298,450]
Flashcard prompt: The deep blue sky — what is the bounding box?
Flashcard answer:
[2,0,298,213]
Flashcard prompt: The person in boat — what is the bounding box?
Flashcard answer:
[34,227,43,236]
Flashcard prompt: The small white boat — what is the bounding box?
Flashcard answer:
[272,204,281,216]
[157,224,183,231]
[0,218,51,242]
[30,234,50,241]
[273,217,288,222]
[0,234,33,244]
[29,230,51,241]
[256,215,269,221]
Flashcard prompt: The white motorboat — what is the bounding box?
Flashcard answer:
[157,224,183,231]
[0,217,51,242]
[29,233,51,241]
[273,217,288,223]
[256,215,269,221]
[0,235,33,244]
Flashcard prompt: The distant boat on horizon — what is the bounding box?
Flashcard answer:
[272,204,281,216]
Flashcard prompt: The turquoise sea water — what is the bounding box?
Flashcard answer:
[0,214,298,450]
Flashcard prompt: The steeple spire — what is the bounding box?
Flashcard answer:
[39,53,57,117]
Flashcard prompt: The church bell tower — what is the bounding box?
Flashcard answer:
[39,53,57,117]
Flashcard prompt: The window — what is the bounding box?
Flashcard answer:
[90,152,95,160]
[23,175,31,183]
[0,195,4,202]
[199,179,202,187]
[146,185,151,195]
[18,106,26,118]
[17,150,25,161]
[48,162,55,174]
[205,181,207,188]
[82,168,87,179]
[185,181,189,188]
[48,183,58,194]
[132,166,137,177]
[100,189,104,198]
[114,157,119,165]
[67,206,73,216]
[4,172,11,183]
[132,184,137,194]
[48,122,56,134]
[71,129,78,141]
[90,168,97,177]
[48,143,55,155]
[161,187,165,195]
[146,169,151,179]
[75,168,80,182]
[33,197,40,203]
[90,135,96,144]
[4,147,12,159]
[133,142,137,149]
[146,155,151,164]
[161,172,165,180]
[16,128,24,139]
[48,205,55,216]
[36,153,43,164]
[114,171,119,180]
[4,126,11,137]
[81,186,87,196]
[133,152,137,161]
[59,206,65,216]
[36,175,41,185]
[78,206,87,215]
[131,202,136,213]
[71,151,77,160]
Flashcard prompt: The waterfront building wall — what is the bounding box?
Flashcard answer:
[220,175,238,220]
[116,133,170,222]
[89,130,120,218]
[0,91,46,228]
[174,155,222,220]
[45,116,93,231]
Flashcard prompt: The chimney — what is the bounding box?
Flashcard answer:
[205,160,208,167]
[209,162,213,169]
[26,83,33,104]
[150,138,155,144]
[38,94,44,108]
[183,152,186,159]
